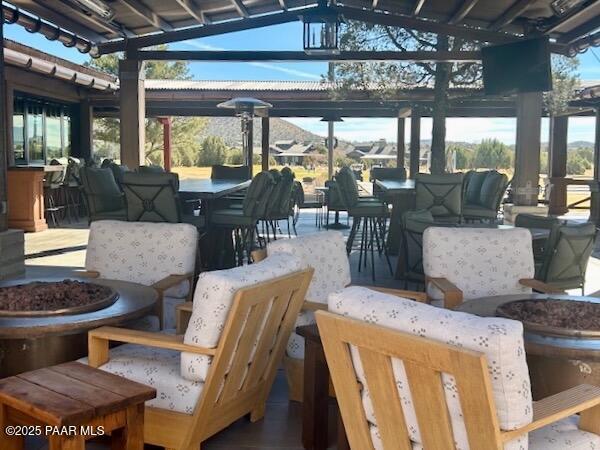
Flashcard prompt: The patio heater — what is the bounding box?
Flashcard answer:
[320,112,348,230]
[217,97,272,176]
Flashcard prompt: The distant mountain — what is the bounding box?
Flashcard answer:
[198,117,324,147]
[568,141,594,149]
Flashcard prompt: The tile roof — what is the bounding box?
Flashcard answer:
[145,80,330,91]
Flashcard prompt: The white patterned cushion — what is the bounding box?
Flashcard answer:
[85,220,198,287]
[81,342,203,415]
[328,286,532,450]
[181,253,305,382]
[423,227,534,301]
[529,415,600,450]
[268,231,350,359]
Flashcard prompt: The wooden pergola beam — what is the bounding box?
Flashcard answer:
[547,1,600,35]
[137,49,482,62]
[119,0,173,31]
[448,0,480,24]
[336,6,521,44]
[412,0,426,16]
[230,0,250,18]
[96,8,309,54]
[174,0,206,24]
[489,0,534,31]
[557,14,600,44]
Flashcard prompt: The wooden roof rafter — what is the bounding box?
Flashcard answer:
[412,0,426,16]
[174,0,207,24]
[489,0,536,31]
[119,0,173,31]
[447,0,481,25]
[230,0,250,17]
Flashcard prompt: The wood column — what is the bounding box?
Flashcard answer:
[261,117,269,172]
[548,115,568,215]
[591,108,600,225]
[119,59,145,169]
[396,117,406,169]
[327,121,334,179]
[74,100,93,162]
[157,117,172,171]
[409,111,421,178]
[0,10,8,231]
[513,92,543,206]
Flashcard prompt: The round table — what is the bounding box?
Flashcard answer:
[457,293,600,399]
[0,277,157,377]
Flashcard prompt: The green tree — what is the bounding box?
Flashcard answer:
[544,55,580,116]
[332,24,481,174]
[566,154,589,175]
[473,139,512,169]
[197,136,228,166]
[227,148,244,165]
[88,47,206,167]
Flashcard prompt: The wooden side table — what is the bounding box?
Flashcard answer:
[297,324,349,450]
[0,361,156,449]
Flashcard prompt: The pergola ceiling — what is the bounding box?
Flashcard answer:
[4,0,599,55]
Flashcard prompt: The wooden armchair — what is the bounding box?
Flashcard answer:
[82,220,199,329]
[88,263,313,450]
[317,288,600,450]
[250,231,425,402]
[423,226,564,309]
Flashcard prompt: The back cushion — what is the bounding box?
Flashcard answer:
[465,171,487,205]
[85,220,198,286]
[328,287,532,449]
[83,167,123,212]
[479,171,506,209]
[268,231,350,304]
[181,253,304,382]
[423,227,534,301]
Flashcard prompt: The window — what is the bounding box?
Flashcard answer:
[12,95,73,165]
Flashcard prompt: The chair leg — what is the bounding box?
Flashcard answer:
[347,217,359,255]
[369,218,376,282]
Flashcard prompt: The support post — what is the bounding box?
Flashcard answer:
[409,111,421,178]
[591,108,600,225]
[119,59,145,169]
[327,121,334,179]
[0,9,8,231]
[75,100,93,162]
[262,117,269,172]
[396,117,406,169]
[547,115,568,215]
[513,92,543,207]
[247,118,254,176]
[158,117,172,171]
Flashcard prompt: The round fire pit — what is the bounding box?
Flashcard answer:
[0,277,157,377]
[457,294,600,400]
[0,280,118,317]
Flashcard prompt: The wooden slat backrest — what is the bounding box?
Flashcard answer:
[316,311,504,450]
[185,268,313,446]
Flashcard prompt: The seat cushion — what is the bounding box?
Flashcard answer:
[328,286,532,449]
[529,415,600,450]
[423,227,534,301]
[348,202,389,217]
[86,220,198,287]
[181,253,304,382]
[82,342,203,415]
[211,208,256,226]
[90,209,127,221]
[462,205,497,219]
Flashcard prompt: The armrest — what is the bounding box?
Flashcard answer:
[152,273,193,293]
[519,278,566,294]
[251,249,267,262]
[176,301,193,334]
[73,270,100,278]
[426,277,463,309]
[365,286,427,303]
[88,326,215,368]
[302,301,328,312]
[501,384,600,442]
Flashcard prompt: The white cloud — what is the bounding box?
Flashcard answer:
[181,40,321,80]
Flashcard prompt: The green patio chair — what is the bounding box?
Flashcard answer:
[107,162,130,188]
[514,213,562,264]
[211,171,276,265]
[137,165,165,174]
[262,167,295,239]
[462,170,509,223]
[292,181,324,229]
[324,179,348,227]
[335,166,392,281]
[370,167,407,197]
[414,172,464,223]
[121,172,181,223]
[79,166,127,223]
[536,222,597,294]
[211,165,251,180]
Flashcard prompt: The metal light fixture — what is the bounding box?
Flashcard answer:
[302,0,341,55]
[62,0,115,21]
[217,98,272,173]
[550,0,585,16]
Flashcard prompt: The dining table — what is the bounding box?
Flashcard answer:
[179,178,251,269]
[374,179,416,254]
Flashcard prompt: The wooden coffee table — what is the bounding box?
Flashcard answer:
[0,361,156,449]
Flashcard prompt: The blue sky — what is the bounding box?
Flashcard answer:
[5,21,599,144]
